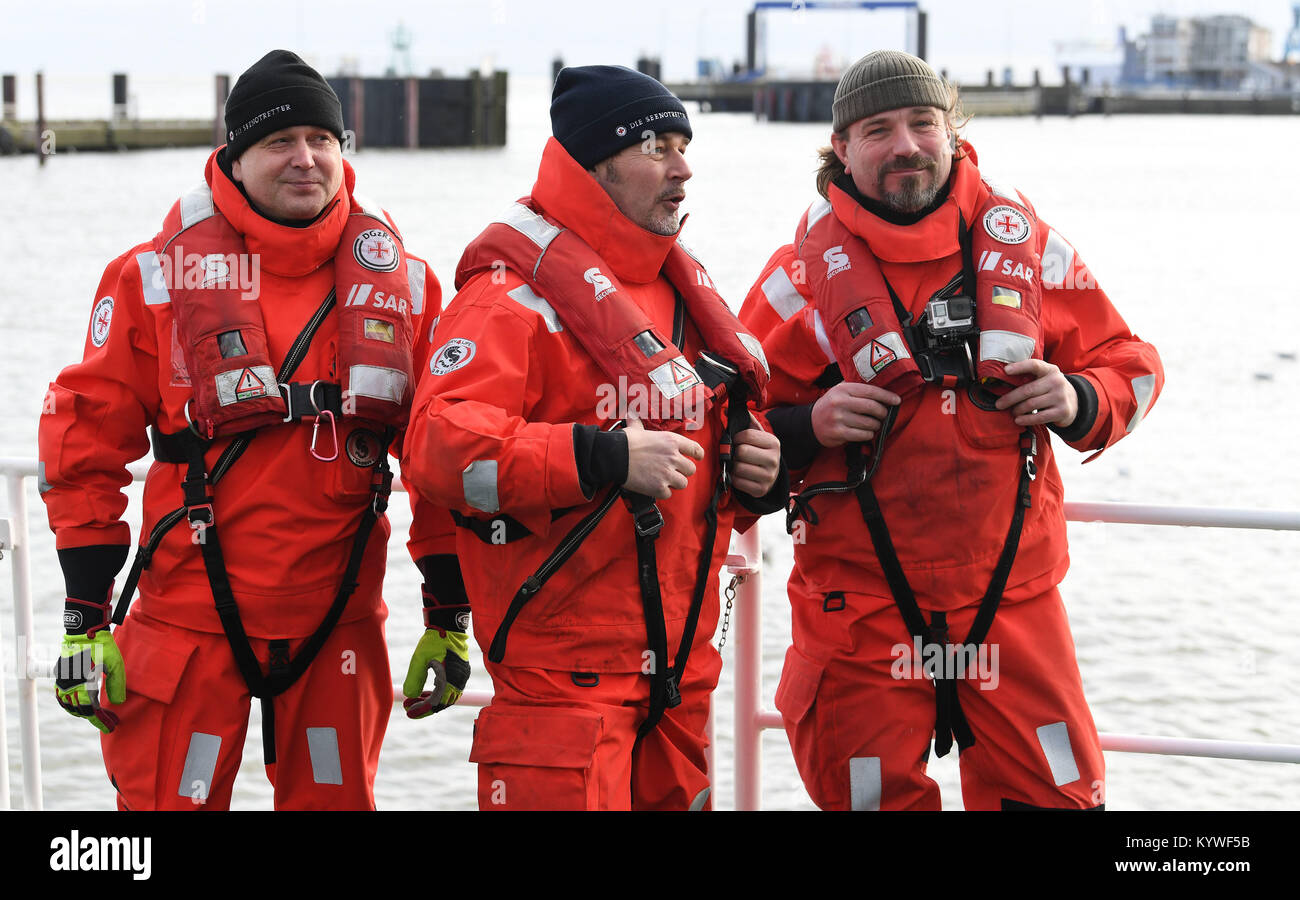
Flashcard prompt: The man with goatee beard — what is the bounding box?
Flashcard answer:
[740,50,1164,810]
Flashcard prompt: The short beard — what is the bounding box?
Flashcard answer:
[876,154,940,214]
[644,210,681,236]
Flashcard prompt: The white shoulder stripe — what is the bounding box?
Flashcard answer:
[179,182,215,229]
[494,202,562,252]
[506,284,563,333]
[761,266,805,321]
[1041,229,1075,288]
[136,251,172,305]
[406,258,426,315]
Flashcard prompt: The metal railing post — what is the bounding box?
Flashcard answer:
[5,472,42,809]
[0,515,12,808]
[731,524,763,810]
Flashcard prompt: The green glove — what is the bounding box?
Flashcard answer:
[402,628,470,719]
[54,630,126,734]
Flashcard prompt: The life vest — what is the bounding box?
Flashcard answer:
[154,185,416,439]
[795,171,1042,396]
[455,200,770,427]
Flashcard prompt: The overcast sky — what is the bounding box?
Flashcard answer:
[3,0,1297,83]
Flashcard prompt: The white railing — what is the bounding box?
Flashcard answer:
[3,455,1299,810]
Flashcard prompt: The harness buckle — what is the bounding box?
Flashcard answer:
[663,672,682,708]
[632,504,665,538]
[279,383,295,423]
[310,409,339,462]
[187,502,214,527]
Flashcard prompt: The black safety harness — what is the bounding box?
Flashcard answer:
[785,223,1040,757]
[111,288,397,764]
[457,293,752,741]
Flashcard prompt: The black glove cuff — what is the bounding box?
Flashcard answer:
[64,583,113,636]
[422,597,471,633]
[1050,374,1100,445]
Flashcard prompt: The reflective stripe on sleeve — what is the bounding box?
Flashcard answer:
[1126,374,1156,433]
[506,285,564,333]
[463,460,500,514]
[761,266,806,321]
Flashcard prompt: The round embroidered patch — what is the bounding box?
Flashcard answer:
[983,205,1031,245]
[90,296,114,347]
[430,338,476,376]
[353,228,400,272]
[346,428,382,468]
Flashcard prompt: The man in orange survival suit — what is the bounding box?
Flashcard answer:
[40,50,458,810]
[739,50,1164,810]
[401,65,785,810]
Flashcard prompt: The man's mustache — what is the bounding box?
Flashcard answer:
[878,155,938,179]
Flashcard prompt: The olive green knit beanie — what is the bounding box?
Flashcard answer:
[831,50,950,133]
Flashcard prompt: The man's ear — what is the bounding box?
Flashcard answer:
[231,157,243,184]
[830,131,850,168]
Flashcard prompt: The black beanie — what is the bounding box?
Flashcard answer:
[550,65,692,170]
[224,50,345,160]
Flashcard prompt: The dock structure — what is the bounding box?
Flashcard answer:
[669,73,1299,121]
[0,71,508,155]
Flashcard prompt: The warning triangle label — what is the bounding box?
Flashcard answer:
[869,340,897,371]
[670,358,699,388]
[234,367,266,400]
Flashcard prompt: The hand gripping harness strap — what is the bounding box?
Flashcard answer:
[154,184,416,439]
[476,273,755,737]
[794,171,1043,398]
[454,199,770,431]
[484,386,751,741]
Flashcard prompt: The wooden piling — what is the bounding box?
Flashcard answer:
[36,71,46,166]
[2,75,15,122]
[214,74,229,147]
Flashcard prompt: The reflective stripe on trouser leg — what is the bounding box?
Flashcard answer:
[849,757,882,811]
[177,732,222,802]
[306,727,343,785]
[1036,722,1081,787]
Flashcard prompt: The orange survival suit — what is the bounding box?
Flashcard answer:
[402,138,779,810]
[38,148,445,810]
[739,145,1164,810]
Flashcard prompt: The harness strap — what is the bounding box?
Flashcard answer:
[112,289,338,626]
[852,428,1036,757]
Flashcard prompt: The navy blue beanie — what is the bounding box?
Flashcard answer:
[550,65,692,170]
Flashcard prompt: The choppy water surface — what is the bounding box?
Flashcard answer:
[2,78,1297,810]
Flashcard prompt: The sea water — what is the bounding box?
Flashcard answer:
[2,77,1297,810]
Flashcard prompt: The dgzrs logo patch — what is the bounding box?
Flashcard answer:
[431,338,476,375]
[354,229,401,272]
[983,205,1031,245]
[90,296,114,347]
